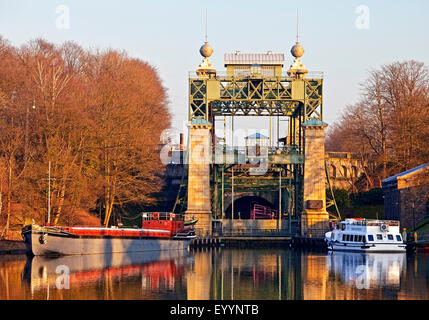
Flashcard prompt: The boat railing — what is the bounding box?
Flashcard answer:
[346,220,400,227]
[367,220,399,227]
[141,212,184,221]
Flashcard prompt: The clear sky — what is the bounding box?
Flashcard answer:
[1,0,428,144]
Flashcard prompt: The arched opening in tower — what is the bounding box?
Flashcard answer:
[225,196,275,220]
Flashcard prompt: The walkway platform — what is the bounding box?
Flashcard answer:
[189,235,327,249]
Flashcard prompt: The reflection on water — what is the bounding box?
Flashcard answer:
[326,252,405,290]
[1,249,429,300]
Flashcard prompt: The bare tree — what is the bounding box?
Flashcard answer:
[326,60,429,191]
[0,35,171,234]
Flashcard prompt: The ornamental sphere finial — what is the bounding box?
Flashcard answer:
[291,42,304,58]
[200,42,213,58]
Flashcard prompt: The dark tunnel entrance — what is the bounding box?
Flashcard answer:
[225,196,275,219]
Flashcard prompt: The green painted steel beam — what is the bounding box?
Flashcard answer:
[189,76,323,121]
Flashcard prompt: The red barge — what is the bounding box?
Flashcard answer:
[22,212,196,256]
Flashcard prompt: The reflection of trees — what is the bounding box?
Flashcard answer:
[3,254,190,300]
[0,256,28,300]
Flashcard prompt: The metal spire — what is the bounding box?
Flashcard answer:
[205,9,208,42]
[296,9,299,43]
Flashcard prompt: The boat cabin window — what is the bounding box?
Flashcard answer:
[377,234,383,240]
[396,235,402,242]
[368,235,374,241]
[388,234,394,240]
[342,234,366,242]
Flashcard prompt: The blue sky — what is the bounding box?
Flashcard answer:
[0,0,428,143]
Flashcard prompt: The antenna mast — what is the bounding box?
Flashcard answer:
[296,9,299,43]
[205,9,208,42]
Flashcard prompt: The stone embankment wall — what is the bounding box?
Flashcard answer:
[0,240,25,255]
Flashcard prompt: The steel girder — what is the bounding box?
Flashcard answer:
[189,76,323,121]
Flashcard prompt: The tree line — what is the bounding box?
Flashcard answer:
[0,36,171,237]
[326,60,429,189]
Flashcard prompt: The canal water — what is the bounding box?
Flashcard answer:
[1,248,429,300]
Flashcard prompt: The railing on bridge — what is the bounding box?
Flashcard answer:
[250,204,278,220]
[188,71,324,79]
[193,226,299,238]
[220,228,294,237]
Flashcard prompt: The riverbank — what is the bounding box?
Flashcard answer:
[0,240,26,255]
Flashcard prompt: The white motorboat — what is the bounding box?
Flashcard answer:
[325,218,407,253]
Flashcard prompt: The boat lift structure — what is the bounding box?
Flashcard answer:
[173,33,337,238]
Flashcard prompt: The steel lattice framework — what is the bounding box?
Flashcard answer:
[189,76,323,120]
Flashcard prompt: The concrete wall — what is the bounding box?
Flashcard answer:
[384,185,429,230]
[326,152,368,191]
[383,165,429,230]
